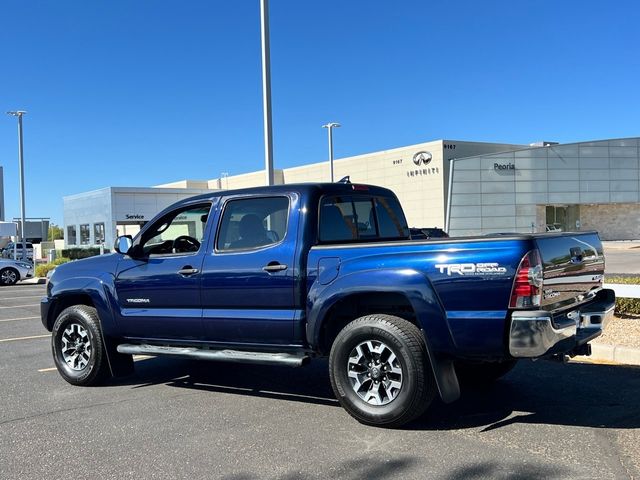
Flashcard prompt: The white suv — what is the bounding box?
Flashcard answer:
[1,242,34,260]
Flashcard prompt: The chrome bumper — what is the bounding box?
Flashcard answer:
[509,288,615,358]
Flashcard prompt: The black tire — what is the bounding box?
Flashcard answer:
[0,267,19,286]
[329,314,436,428]
[51,305,111,386]
[455,359,518,386]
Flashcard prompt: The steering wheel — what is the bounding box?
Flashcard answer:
[173,235,201,253]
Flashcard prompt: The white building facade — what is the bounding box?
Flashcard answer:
[446,138,640,240]
[62,137,640,247]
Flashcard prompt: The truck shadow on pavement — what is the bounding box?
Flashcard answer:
[123,356,640,431]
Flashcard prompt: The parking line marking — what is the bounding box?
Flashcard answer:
[0,316,40,323]
[0,304,39,309]
[0,295,44,299]
[38,367,57,372]
[0,334,49,343]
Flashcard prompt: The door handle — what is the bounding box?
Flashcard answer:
[263,262,288,273]
[178,267,199,276]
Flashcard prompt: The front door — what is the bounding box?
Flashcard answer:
[114,202,213,340]
[200,194,299,345]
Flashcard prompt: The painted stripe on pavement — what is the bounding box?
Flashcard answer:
[0,295,44,299]
[0,334,49,343]
[0,304,40,309]
[0,316,40,323]
[38,367,57,372]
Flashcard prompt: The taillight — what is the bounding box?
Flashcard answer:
[509,250,543,309]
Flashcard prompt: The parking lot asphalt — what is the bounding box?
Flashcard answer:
[2,284,640,480]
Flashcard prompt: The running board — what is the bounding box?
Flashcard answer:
[116,344,310,367]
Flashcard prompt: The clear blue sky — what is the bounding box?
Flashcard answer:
[1,0,639,225]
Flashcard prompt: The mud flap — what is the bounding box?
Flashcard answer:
[103,334,134,378]
[426,344,460,404]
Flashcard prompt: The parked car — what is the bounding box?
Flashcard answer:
[1,241,34,260]
[410,227,449,240]
[41,182,614,427]
[0,258,34,285]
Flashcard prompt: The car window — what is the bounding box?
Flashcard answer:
[141,203,211,256]
[217,196,289,252]
[319,195,409,243]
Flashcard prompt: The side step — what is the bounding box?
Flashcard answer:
[116,343,310,367]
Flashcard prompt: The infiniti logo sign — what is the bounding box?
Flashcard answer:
[412,151,432,166]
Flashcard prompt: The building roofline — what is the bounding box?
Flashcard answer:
[63,186,213,200]
[448,136,640,163]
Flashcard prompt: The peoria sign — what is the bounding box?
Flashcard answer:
[494,163,515,171]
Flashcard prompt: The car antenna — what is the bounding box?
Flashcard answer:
[337,176,351,184]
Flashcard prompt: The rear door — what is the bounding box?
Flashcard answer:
[199,194,300,345]
[534,232,605,312]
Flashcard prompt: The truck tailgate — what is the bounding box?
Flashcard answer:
[534,232,605,312]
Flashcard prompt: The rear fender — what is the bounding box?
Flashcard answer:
[48,275,133,377]
[307,268,460,403]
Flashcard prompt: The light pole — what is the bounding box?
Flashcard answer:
[322,122,341,182]
[260,0,274,186]
[6,111,27,260]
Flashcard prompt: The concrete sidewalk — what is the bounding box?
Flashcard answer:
[573,343,640,366]
[19,277,46,285]
[572,316,640,367]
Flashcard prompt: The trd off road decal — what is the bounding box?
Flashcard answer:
[435,263,507,276]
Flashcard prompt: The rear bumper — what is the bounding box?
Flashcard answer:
[509,288,615,358]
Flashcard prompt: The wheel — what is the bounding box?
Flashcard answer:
[51,305,111,386]
[455,359,518,386]
[0,267,19,286]
[329,314,436,428]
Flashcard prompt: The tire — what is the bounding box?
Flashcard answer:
[51,305,111,386]
[0,267,19,286]
[455,359,518,386]
[329,314,436,428]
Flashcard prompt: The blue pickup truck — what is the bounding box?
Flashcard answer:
[42,182,615,427]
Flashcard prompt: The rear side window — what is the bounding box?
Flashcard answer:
[217,196,289,251]
[319,195,409,243]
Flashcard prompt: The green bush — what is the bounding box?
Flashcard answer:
[35,263,56,278]
[605,276,640,316]
[52,257,71,266]
[61,248,102,260]
[34,257,72,278]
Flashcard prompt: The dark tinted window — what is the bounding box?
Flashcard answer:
[319,195,409,243]
[217,197,289,251]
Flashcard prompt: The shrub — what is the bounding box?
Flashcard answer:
[52,257,71,266]
[35,263,56,278]
[605,276,640,316]
[61,248,102,260]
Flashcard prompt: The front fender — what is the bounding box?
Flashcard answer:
[48,274,117,334]
[47,274,133,377]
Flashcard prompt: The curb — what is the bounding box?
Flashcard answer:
[19,277,46,285]
[572,343,640,367]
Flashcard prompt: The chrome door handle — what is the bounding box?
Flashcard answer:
[178,267,199,276]
[263,263,288,272]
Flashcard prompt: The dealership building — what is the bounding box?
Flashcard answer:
[63,136,640,247]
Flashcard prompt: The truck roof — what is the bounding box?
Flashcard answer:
[171,182,398,207]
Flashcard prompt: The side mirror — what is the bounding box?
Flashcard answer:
[115,235,133,255]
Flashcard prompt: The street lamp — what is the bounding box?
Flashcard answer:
[6,111,27,260]
[260,0,274,186]
[322,122,341,182]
